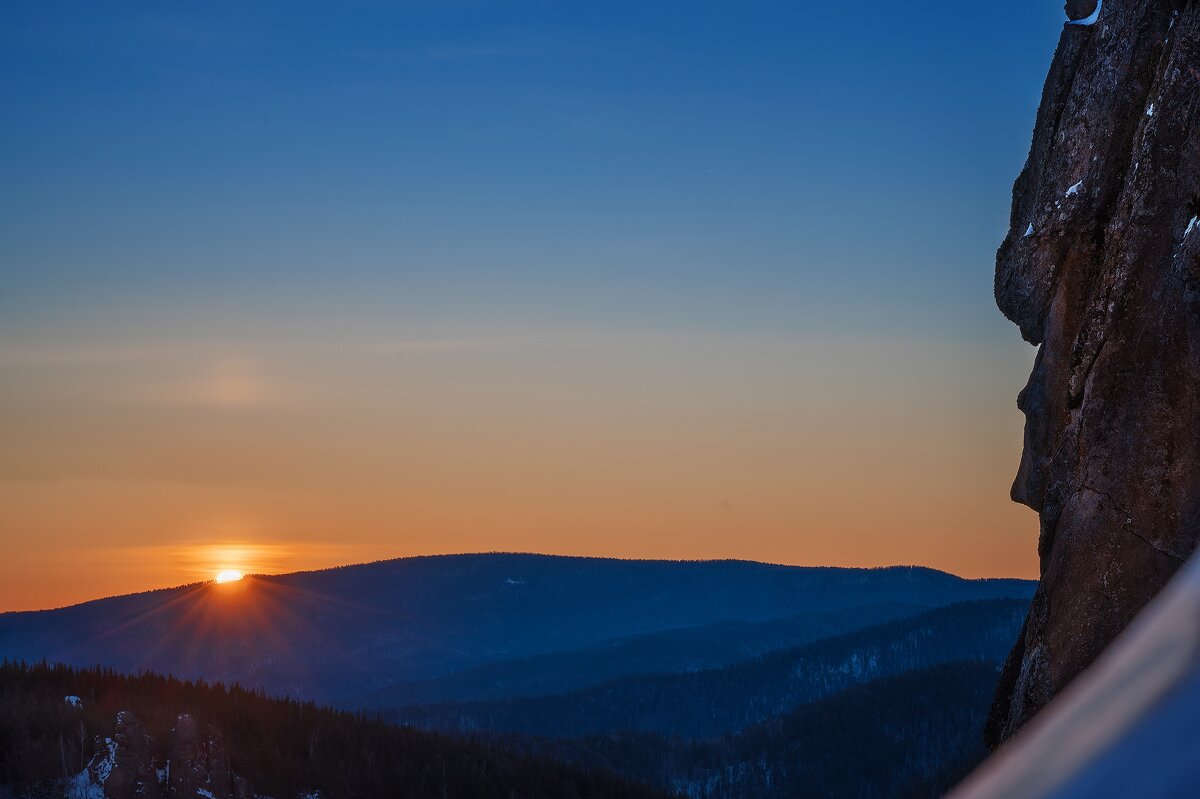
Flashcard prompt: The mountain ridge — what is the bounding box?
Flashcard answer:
[350,601,930,708]
[388,598,1029,739]
[0,554,1035,709]
[0,552,1034,616]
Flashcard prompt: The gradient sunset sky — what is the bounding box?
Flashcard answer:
[0,1,1067,611]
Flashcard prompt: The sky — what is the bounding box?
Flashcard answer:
[0,1,1068,611]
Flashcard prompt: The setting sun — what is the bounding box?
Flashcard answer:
[214,569,245,584]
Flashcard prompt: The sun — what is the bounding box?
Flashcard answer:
[214,569,245,584]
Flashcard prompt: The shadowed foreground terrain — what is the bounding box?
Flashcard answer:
[0,661,668,799]
[528,661,1002,799]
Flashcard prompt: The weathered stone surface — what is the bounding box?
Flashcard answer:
[166,714,242,799]
[1065,0,1100,22]
[204,725,233,799]
[71,710,254,799]
[78,712,160,799]
[988,0,1200,747]
[167,714,207,798]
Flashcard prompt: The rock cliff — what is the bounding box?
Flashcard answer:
[69,711,255,799]
[987,0,1200,746]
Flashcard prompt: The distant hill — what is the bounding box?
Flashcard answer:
[0,661,668,799]
[0,554,1035,704]
[352,601,928,707]
[389,599,1028,739]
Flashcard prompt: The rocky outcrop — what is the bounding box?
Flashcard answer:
[987,0,1200,746]
[166,715,253,799]
[1065,0,1100,21]
[68,712,254,799]
[71,712,161,799]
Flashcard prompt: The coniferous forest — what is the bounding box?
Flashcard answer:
[0,661,668,799]
[0,655,1006,799]
[0,581,1029,798]
[506,661,1000,799]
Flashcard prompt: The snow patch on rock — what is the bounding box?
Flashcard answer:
[66,737,117,799]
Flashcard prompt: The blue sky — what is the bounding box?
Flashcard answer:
[0,2,1070,608]
[2,1,1063,340]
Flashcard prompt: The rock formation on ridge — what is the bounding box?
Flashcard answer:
[987,0,1200,746]
[74,711,161,799]
[167,714,253,799]
[68,711,254,799]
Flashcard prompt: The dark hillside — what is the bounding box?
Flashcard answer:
[353,601,928,707]
[0,661,668,799]
[488,661,1001,799]
[0,554,1034,704]
[390,599,1027,738]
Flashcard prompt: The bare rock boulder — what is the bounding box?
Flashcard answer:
[77,712,161,799]
[988,0,1200,746]
[166,714,239,799]
[1064,1,1099,22]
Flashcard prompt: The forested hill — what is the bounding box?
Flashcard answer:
[0,554,1035,704]
[390,599,1028,739]
[519,661,1001,799]
[0,661,669,799]
[352,601,928,708]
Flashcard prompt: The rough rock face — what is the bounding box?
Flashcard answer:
[987,0,1200,746]
[70,711,254,799]
[79,712,161,799]
[167,714,252,799]
[1065,0,1100,21]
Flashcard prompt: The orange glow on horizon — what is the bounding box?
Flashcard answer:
[0,333,1041,611]
[214,569,245,584]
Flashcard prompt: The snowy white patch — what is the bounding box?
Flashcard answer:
[1024,223,1035,238]
[66,770,106,799]
[1067,0,1103,26]
[65,695,83,709]
[94,739,116,783]
[1066,181,1083,198]
[1146,103,1155,117]
[66,738,117,799]
[1187,217,1199,238]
